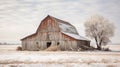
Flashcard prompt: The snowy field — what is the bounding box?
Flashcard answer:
[0,45,120,67]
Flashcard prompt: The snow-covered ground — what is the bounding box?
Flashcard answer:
[0,45,120,67]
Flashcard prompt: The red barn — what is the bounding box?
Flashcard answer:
[21,15,90,51]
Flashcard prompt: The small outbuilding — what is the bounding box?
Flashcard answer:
[21,15,90,51]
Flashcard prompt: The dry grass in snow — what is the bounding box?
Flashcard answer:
[0,45,120,67]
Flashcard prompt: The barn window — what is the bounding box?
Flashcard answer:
[57,42,59,45]
[47,42,51,48]
[36,42,39,45]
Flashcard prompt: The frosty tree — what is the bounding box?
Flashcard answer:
[84,15,115,50]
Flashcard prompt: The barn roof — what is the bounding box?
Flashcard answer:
[50,16,79,35]
[50,15,90,41]
[62,32,90,41]
[21,15,90,41]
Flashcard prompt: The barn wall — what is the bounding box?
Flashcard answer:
[21,41,26,50]
[22,35,38,51]
[59,33,78,51]
[34,32,78,51]
[21,31,90,51]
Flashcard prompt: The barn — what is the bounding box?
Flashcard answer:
[21,15,90,51]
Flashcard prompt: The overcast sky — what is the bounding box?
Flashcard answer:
[0,0,120,44]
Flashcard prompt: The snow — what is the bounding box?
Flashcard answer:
[62,32,90,41]
[105,45,120,52]
[0,51,120,67]
[59,22,78,34]
[0,45,120,67]
[1,63,120,67]
[0,51,120,65]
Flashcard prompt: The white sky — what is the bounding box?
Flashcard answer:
[0,0,120,44]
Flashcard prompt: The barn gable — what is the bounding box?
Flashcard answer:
[36,15,60,33]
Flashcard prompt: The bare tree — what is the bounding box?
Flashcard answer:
[84,15,115,50]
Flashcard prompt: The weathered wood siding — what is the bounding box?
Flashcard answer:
[22,34,38,51]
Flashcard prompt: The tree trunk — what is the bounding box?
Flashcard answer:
[97,38,103,50]
[95,37,102,50]
[97,45,101,50]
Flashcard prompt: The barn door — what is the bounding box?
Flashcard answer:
[46,42,51,48]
